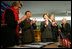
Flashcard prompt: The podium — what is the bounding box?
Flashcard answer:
[33,29,41,42]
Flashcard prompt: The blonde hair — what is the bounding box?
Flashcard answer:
[43,13,49,18]
[12,1,23,7]
[62,18,67,21]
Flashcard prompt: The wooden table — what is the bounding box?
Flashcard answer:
[43,42,65,48]
[43,42,59,48]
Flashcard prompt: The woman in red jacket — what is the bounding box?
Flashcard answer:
[1,1,26,48]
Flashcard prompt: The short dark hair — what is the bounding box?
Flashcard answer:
[25,11,31,15]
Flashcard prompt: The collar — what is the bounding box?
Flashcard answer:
[7,7,19,14]
[49,19,52,23]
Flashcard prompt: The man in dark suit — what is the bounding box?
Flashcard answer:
[40,13,53,42]
[19,11,37,44]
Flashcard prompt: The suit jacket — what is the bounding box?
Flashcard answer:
[51,25,59,41]
[49,19,59,40]
[61,23,71,39]
[40,20,53,38]
[19,18,36,43]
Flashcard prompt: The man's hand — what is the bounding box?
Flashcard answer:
[30,20,36,25]
[32,20,36,24]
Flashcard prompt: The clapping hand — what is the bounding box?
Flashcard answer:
[20,15,27,21]
[52,22,55,26]
[18,15,27,24]
[32,20,36,24]
[30,20,36,25]
[45,21,48,27]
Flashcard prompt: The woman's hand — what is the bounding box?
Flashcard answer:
[52,22,55,26]
[45,21,48,27]
[18,15,27,24]
[20,15,27,21]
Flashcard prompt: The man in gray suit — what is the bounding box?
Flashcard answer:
[40,13,53,42]
[19,11,37,44]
